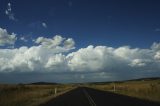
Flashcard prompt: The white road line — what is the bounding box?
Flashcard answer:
[83,89,97,106]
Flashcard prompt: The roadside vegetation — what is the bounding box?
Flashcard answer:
[87,79,160,103]
[0,84,73,106]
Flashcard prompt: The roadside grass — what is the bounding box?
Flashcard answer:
[87,79,160,103]
[0,84,73,106]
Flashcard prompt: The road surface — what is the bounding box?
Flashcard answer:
[40,87,160,106]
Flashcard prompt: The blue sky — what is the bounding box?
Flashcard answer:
[0,0,160,83]
[0,0,160,48]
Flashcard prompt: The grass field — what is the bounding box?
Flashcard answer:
[0,84,74,106]
[87,79,160,103]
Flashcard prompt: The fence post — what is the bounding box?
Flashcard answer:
[55,88,57,95]
[114,83,116,92]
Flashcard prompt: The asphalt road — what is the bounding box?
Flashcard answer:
[40,87,160,106]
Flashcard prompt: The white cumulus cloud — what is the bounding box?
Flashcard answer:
[0,27,17,46]
[35,35,64,47]
[0,35,75,73]
[35,35,75,50]
[0,39,160,74]
[64,38,75,49]
[129,59,147,67]
[0,34,160,82]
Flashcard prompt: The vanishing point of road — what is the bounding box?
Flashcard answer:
[40,87,160,106]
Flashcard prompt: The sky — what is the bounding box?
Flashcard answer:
[0,0,160,83]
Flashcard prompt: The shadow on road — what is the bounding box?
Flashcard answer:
[39,87,160,106]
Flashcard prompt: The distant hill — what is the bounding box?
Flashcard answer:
[26,77,160,85]
[28,82,59,85]
[126,77,160,81]
[84,77,160,85]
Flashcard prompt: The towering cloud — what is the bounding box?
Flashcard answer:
[0,32,160,82]
[0,35,160,74]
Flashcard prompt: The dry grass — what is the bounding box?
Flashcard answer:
[0,84,73,106]
[88,79,160,102]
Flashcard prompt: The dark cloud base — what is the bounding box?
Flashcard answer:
[0,70,160,84]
